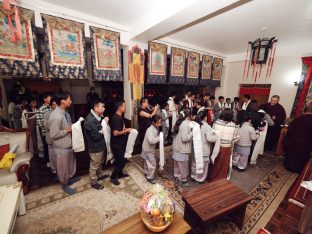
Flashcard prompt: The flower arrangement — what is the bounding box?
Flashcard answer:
[140,184,175,232]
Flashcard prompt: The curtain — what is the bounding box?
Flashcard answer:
[292,57,312,117]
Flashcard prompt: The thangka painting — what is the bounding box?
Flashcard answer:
[90,27,122,81]
[186,51,200,85]
[0,7,41,77]
[42,14,87,79]
[170,47,185,84]
[212,57,223,81]
[128,45,144,100]
[147,42,167,83]
[200,54,213,85]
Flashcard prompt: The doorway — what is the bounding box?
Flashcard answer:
[239,84,271,106]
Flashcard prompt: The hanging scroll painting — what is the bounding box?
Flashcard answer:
[0,7,41,77]
[211,57,223,86]
[42,14,87,79]
[200,54,213,85]
[186,51,200,85]
[147,42,167,84]
[90,27,122,81]
[169,47,185,84]
[128,45,144,100]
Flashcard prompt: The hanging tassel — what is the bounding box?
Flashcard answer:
[243,45,249,79]
[3,0,11,11]
[246,45,252,78]
[266,46,274,78]
[258,64,263,79]
[269,43,277,77]
[14,4,22,41]
[7,13,16,43]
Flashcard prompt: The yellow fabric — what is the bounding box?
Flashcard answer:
[0,153,16,168]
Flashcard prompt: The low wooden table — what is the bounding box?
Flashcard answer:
[102,212,191,234]
[182,179,253,233]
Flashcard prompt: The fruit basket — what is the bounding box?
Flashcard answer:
[140,184,175,232]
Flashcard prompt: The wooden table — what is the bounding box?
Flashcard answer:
[102,212,191,234]
[0,182,22,234]
[182,179,253,233]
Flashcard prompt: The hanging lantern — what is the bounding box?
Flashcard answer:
[243,30,277,81]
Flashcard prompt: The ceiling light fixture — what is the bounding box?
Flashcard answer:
[243,27,278,82]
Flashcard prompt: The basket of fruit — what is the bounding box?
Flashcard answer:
[140,184,175,232]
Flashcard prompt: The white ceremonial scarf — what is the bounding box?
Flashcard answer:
[210,130,221,164]
[124,129,138,158]
[250,120,268,165]
[72,117,85,152]
[159,132,165,170]
[218,102,224,109]
[171,110,177,132]
[162,109,169,127]
[225,103,232,109]
[242,100,250,110]
[197,106,206,114]
[189,121,204,174]
[101,120,114,163]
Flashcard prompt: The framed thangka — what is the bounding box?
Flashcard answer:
[90,27,122,81]
[169,47,185,84]
[211,57,223,86]
[147,42,167,84]
[186,51,200,85]
[42,14,87,79]
[0,7,41,77]
[200,54,213,85]
[128,45,144,100]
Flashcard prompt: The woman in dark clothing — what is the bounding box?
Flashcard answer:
[283,107,312,173]
[138,98,159,144]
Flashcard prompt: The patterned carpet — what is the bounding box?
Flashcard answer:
[130,146,298,233]
[13,163,152,234]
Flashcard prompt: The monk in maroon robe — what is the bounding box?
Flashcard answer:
[283,107,312,173]
[260,95,286,152]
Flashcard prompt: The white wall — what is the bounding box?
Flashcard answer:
[215,56,302,117]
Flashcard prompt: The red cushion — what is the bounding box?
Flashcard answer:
[0,144,10,160]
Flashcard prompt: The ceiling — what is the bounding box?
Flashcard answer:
[166,0,312,55]
[41,0,171,27]
[31,0,312,56]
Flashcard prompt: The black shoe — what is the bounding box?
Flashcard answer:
[91,183,104,190]
[118,173,129,179]
[68,177,81,185]
[110,178,120,186]
[147,179,157,184]
[97,175,110,181]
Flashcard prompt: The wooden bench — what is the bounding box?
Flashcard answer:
[102,212,191,234]
[182,179,253,233]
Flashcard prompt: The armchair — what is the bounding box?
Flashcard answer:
[0,127,33,215]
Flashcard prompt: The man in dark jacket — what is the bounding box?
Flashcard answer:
[84,99,109,190]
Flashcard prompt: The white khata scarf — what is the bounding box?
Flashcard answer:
[189,121,203,174]
[72,117,85,152]
[210,130,221,164]
[101,120,114,163]
[171,110,177,132]
[159,132,165,170]
[124,129,138,158]
[250,120,268,165]
[162,109,169,127]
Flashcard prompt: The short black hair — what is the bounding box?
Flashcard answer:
[221,109,234,122]
[91,99,105,110]
[170,91,177,97]
[209,96,215,100]
[244,94,251,100]
[218,96,224,101]
[234,97,240,101]
[50,97,57,106]
[272,95,280,100]
[151,115,161,124]
[204,93,211,97]
[42,92,52,100]
[55,91,71,105]
[140,97,148,105]
[226,98,231,101]
[115,100,125,111]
